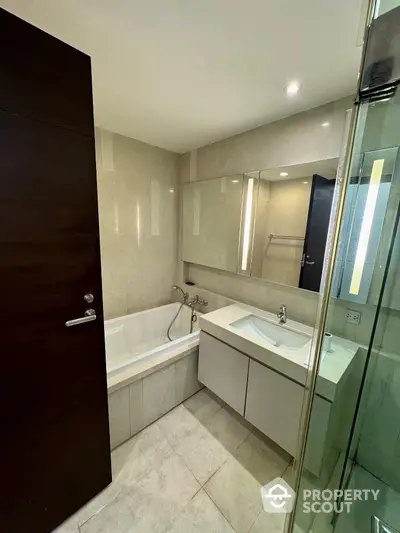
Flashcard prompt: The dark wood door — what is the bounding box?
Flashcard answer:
[0,9,111,533]
[299,175,335,292]
[0,8,94,136]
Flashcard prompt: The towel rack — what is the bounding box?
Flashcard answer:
[268,233,305,241]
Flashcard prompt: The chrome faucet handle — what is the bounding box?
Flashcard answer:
[277,304,287,323]
[188,295,208,307]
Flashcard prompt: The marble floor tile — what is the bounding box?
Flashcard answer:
[335,465,400,533]
[157,404,202,448]
[81,452,200,533]
[173,422,231,485]
[112,423,174,489]
[235,429,291,486]
[112,422,166,478]
[166,489,235,533]
[125,452,201,533]
[184,388,223,423]
[204,405,252,454]
[73,480,122,528]
[204,457,263,533]
[79,491,136,533]
[248,510,287,533]
[53,389,299,533]
[52,516,80,533]
[74,424,172,528]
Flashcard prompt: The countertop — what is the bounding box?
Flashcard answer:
[199,303,360,402]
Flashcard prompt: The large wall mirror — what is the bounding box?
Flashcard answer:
[182,175,244,273]
[183,148,400,308]
[251,160,338,291]
[182,159,338,292]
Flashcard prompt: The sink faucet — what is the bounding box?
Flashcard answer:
[277,304,287,324]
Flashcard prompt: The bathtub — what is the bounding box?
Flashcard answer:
[105,303,202,449]
[105,302,200,382]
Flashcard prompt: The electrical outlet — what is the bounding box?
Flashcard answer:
[345,309,361,325]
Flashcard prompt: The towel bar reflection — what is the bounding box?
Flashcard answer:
[268,234,305,241]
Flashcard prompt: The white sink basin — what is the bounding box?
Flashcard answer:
[231,314,311,350]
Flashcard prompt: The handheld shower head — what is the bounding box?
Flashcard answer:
[172,285,188,302]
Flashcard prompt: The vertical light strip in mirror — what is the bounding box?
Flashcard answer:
[241,177,254,270]
[349,158,384,295]
[193,187,201,236]
[136,202,141,248]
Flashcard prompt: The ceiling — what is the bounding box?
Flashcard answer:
[1,0,365,153]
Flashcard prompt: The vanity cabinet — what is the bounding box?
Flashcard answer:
[198,331,332,476]
[245,360,330,475]
[198,332,249,415]
[245,360,304,455]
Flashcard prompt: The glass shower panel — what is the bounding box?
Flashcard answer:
[374,0,400,18]
[291,87,400,533]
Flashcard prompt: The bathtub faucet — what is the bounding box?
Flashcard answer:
[172,285,189,303]
[188,295,208,308]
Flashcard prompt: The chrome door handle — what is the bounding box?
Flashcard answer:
[65,309,97,327]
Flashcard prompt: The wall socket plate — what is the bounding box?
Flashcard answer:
[345,309,361,325]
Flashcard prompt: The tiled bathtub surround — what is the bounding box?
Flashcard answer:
[108,349,202,450]
[96,127,179,319]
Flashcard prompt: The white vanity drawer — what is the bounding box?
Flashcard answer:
[245,359,304,455]
[245,359,330,475]
[198,331,249,415]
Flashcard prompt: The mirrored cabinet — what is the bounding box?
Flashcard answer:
[182,175,244,273]
[182,158,338,293]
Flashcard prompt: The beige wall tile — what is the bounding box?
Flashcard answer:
[195,97,353,181]
[96,128,179,319]
[187,264,319,325]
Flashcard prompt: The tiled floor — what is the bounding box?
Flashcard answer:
[54,388,292,533]
[335,465,400,533]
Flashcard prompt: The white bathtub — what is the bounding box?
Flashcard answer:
[105,303,200,381]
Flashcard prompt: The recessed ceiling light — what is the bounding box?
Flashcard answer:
[285,81,300,96]
[169,188,175,193]
[232,179,239,183]
[303,181,309,184]
[321,122,330,127]
[280,172,289,177]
